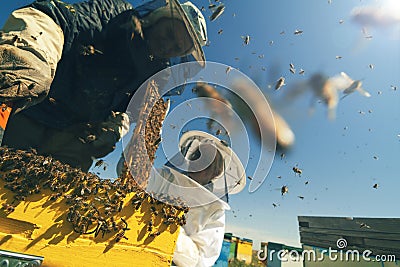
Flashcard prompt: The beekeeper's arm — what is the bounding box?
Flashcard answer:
[173,209,225,267]
[0,5,65,112]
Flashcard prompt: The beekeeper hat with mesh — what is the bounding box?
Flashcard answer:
[141,0,207,66]
[172,130,246,198]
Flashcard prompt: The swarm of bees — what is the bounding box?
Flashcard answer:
[0,146,188,241]
[0,82,188,243]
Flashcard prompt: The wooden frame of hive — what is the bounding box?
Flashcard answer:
[0,80,183,267]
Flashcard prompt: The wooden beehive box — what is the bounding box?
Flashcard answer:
[0,179,183,267]
[299,216,400,263]
[0,81,183,266]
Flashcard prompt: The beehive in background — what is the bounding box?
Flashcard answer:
[299,216,400,267]
[236,238,253,264]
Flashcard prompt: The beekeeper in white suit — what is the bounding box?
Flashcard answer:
[147,130,246,267]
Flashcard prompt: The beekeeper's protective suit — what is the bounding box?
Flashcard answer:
[147,131,246,267]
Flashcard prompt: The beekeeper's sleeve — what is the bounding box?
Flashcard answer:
[0,7,64,112]
[173,209,225,267]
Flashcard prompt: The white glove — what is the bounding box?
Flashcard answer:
[87,112,130,158]
[0,7,64,112]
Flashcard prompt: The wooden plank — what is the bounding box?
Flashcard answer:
[299,226,400,241]
[300,232,400,251]
[0,181,182,267]
[298,216,400,258]
[298,216,400,234]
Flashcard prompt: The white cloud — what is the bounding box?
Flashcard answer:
[351,5,400,28]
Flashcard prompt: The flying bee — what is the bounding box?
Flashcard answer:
[358,222,371,229]
[210,4,225,21]
[94,159,106,168]
[299,69,305,75]
[373,183,379,189]
[293,166,302,176]
[290,68,296,74]
[275,77,286,90]
[294,29,303,35]
[241,35,250,45]
[218,29,223,35]
[298,196,305,200]
[281,185,289,196]
[93,159,108,171]
[247,176,253,181]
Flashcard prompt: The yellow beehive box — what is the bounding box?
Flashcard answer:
[236,238,253,264]
[0,178,182,267]
[0,81,177,266]
[0,176,184,267]
[0,146,185,267]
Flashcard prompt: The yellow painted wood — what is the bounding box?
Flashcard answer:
[236,240,253,264]
[0,179,180,267]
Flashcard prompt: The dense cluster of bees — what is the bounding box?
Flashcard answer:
[0,81,188,243]
[121,80,170,190]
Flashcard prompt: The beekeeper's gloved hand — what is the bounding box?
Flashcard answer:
[0,7,64,112]
[89,112,130,158]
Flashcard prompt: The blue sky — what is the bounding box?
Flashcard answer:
[2,0,399,250]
